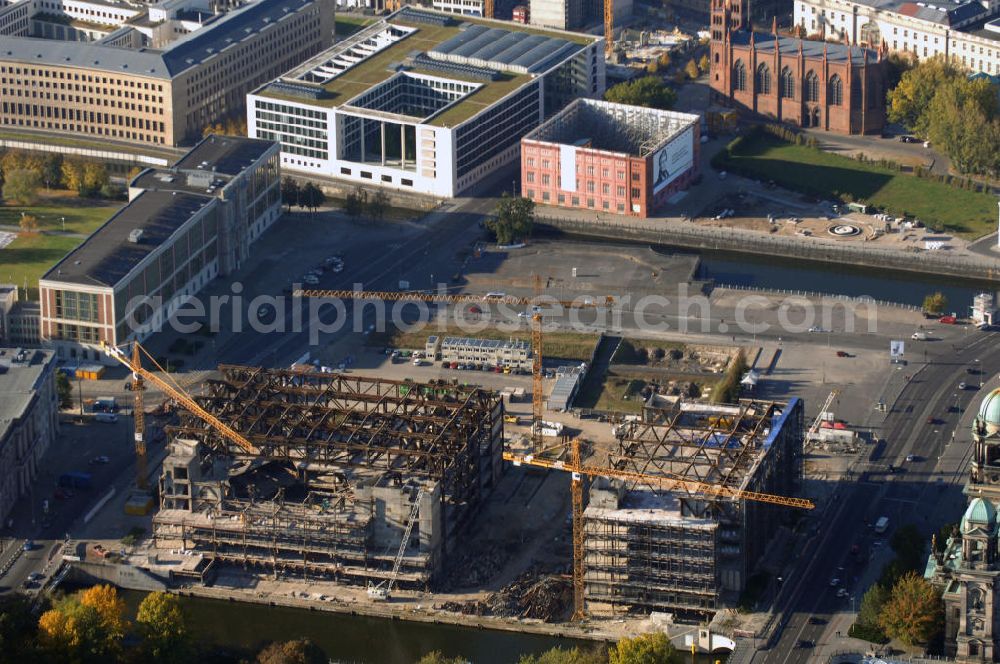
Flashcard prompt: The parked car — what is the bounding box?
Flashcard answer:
[836,351,849,358]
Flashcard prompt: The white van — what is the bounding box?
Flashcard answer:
[95,412,118,423]
[911,331,927,340]
[874,516,889,533]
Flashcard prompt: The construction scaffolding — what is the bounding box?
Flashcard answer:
[584,398,804,616]
[152,367,504,587]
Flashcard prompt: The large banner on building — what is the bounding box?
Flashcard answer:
[652,126,694,194]
[559,144,577,193]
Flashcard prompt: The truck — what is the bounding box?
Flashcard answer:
[874,516,889,534]
[93,397,118,413]
[58,472,93,490]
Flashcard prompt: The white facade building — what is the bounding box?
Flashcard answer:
[793,0,1000,74]
[247,7,605,198]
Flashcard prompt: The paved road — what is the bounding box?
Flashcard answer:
[760,329,999,663]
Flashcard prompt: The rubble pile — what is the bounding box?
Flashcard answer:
[484,572,571,622]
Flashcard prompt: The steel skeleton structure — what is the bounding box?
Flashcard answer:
[152,364,504,586]
[586,398,805,616]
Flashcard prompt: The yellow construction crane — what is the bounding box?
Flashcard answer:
[504,438,815,621]
[130,344,147,491]
[296,287,614,450]
[101,342,260,457]
[604,0,613,59]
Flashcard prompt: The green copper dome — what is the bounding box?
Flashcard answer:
[962,497,997,534]
[979,388,1000,427]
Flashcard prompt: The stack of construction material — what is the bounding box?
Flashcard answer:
[485,572,571,622]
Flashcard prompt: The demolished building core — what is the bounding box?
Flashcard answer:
[152,365,504,588]
[584,398,803,617]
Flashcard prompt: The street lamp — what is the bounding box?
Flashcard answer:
[60,216,65,231]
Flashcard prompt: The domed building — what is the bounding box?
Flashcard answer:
[927,388,1000,661]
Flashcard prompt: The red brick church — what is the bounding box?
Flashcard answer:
[709,0,887,135]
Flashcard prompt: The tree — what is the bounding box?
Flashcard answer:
[56,371,73,409]
[0,595,39,664]
[1,150,28,179]
[856,583,890,633]
[712,348,747,404]
[658,53,671,68]
[923,291,948,315]
[135,592,190,664]
[81,162,109,197]
[519,646,607,664]
[4,169,41,205]
[890,523,926,571]
[18,213,39,234]
[646,60,659,74]
[698,54,710,74]
[417,652,467,664]
[604,76,677,110]
[925,75,1000,176]
[878,572,944,645]
[61,159,86,193]
[299,182,324,212]
[256,639,328,664]
[281,177,300,210]
[37,608,82,662]
[42,154,63,190]
[367,190,390,221]
[344,187,366,219]
[485,193,534,245]
[79,584,128,651]
[684,59,700,80]
[888,57,961,139]
[608,632,679,664]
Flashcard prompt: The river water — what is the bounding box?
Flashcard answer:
[119,590,596,664]
[676,247,998,308]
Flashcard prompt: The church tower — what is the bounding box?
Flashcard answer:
[710,0,747,96]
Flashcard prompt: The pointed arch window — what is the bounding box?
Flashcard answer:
[804,70,819,102]
[756,63,771,94]
[828,74,843,106]
[733,60,746,91]
[780,66,795,99]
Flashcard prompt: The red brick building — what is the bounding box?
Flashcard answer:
[709,0,887,134]
[520,99,700,218]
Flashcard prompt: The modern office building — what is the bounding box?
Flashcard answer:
[711,0,888,134]
[793,0,1000,75]
[0,347,59,528]
[38,135,280,363]
[585,398,804,616]
[521,98,700,217]
[0,0,335,146]
[247,7,605,197]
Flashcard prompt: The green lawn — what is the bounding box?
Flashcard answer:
[335,15,375,37]
[716,132,998,238]
[0,199,121,299]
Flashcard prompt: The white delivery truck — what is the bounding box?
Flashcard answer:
[874,516,889,534]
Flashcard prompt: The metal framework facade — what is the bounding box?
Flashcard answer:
[584,398,804,616]
[153,366,504,586]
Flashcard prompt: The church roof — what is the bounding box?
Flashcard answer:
[962,497,997,534]
[978,388,1000,426]
[730,32,877,64]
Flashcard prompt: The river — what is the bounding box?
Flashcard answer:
[119,590,599,664]
[664,246,997,307]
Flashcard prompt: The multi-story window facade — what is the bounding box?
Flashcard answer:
[248,7,605,198]
[0,0,334,146]
[40,136,280,363]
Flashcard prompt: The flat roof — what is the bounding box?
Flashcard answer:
[0,348,54,445]
[132,135,275,195]
[42,190,213,288]
[831,0,987,26]
[0,0,318,78]
[256,7,597,127]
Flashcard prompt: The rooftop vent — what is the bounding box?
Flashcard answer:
[128,229,144,243]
